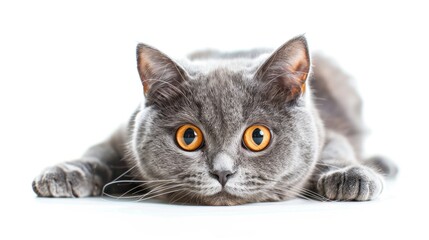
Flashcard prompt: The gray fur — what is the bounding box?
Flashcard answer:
[33,36,396,205]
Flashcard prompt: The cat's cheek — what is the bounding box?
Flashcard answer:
[176,148,203,160]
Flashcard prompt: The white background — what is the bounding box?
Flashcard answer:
[1,0,428,239]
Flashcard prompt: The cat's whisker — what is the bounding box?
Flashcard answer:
[286,186,330,202]
[130,182,168,196]
[269,185,317,201]
[104,184,180,200]
[120,180,175,197]
[102,184,167,200]
[297,191,327,202]
[187,191,200,205]
[103,193,141,200]
[132,181,174,197]
[138,186,186,202]
[284,186,316,197]
[137,183,187,201]
[101,164,138,197]
[297,188,326,199]
[138,189,182,202]
[102,179,176,199]
[278,188,315,201]
[168,191,182,204]
[102,192,128,200]
[187,190,203,205]
[119,183,149,197]
[169,190,192,204]
[112,164,138,182]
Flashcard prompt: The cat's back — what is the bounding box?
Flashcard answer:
[310,55,364,157]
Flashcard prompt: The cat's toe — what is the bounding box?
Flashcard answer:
[33,166,72,197]
[32,164,95,197]
[317,166,384,201]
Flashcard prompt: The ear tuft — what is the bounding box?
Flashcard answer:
[136,44,188,104]
[255,35,311,102]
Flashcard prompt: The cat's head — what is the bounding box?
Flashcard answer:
[130,36,323,205]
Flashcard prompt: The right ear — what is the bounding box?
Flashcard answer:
[254,35,311,103]
[137,44,188,104]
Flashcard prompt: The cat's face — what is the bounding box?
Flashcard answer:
[131,36,322,205]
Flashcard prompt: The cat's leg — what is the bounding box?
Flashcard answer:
[310,131,384,201]
[32,126,128,197]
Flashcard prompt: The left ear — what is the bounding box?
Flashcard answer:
[137,43,189,105]
[255,35,310,102]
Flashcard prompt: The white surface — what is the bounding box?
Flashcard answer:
[1,1,428,239]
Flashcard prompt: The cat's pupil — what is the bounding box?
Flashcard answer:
[183,128,196,145]
[252,128,264,145]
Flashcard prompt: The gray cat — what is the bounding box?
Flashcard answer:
[32,36,397,205]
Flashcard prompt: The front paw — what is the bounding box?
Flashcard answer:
[32,162,100,197]
[317,166,384,201]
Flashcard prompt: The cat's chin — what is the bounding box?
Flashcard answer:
[196,192,250,206]
[168,190,261,206]
[166,187,297,206]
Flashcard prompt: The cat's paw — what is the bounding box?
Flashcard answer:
[317,166,384,201]
[32,162,101,197]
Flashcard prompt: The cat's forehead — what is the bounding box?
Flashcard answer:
[191,69,251,128]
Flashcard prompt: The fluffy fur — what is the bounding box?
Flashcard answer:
[32,36,397,205]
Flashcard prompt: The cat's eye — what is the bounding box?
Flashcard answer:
[242,125,271,152]
[175,124,204,151]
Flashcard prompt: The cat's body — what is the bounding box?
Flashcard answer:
[33,36,397,205]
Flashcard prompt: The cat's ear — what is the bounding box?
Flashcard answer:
[137,44,188,103]
[255,35,310,102]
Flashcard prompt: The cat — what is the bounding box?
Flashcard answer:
[32,35,398,205]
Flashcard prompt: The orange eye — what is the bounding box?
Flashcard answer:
[243,125,271,152]
[176,124,204,151]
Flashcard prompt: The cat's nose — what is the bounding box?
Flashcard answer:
[211,170,235,187]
